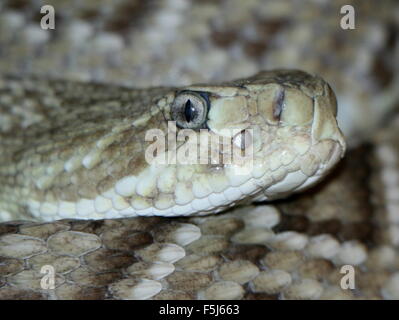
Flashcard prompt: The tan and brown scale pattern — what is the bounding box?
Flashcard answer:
[1,140,399,300]
[0,0,399,300]
[0,0,397,145]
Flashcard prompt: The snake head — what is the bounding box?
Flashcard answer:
[176,69,346,205]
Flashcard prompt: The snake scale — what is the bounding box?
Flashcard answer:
[0,0,399,300]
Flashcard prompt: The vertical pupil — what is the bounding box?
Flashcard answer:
[184,99,196,122]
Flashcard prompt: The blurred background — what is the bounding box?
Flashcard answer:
[0,0,398,144]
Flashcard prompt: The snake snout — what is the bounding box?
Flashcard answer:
[311,84,346,155]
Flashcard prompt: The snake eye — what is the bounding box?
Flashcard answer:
[172,91,209,129]
[184,100,195,123]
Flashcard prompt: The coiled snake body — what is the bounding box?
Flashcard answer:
[0,0,398,300]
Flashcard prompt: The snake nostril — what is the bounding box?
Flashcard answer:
[273,88,285,121]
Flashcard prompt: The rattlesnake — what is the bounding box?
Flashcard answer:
[0,70,345,221]
[0,0,398,300]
